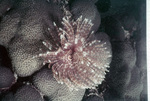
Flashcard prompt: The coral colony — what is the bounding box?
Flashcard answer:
[34,16,111,90]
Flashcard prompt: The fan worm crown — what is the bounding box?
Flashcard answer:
[35,16,111,90]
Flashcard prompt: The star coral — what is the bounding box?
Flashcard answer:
[35,16,111,90]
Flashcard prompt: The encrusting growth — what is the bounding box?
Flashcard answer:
[34,16,112,90]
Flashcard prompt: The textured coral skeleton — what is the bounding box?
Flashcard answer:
[34,16,112,90]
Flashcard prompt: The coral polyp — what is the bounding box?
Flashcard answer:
[35,16,111,90]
